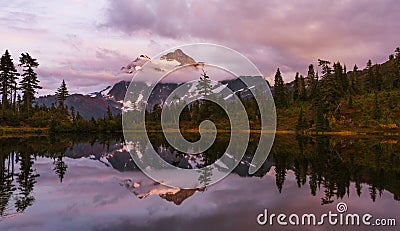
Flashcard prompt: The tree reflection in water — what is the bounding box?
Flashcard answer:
[0,133,399,219]
[272,135,400,205]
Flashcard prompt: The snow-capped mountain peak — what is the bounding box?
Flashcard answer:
[138,54,151,60]
[121,54,151,74]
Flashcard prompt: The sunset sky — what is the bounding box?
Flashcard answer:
[1,0,399,95]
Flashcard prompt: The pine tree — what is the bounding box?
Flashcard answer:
[15,154,39,212]
[0,50,19,111]
[318,59,332,78]
[190,101,201,124]
[106,105,113,120]
[53,157,67,183]
[315,102,330,132]
[348,94,353,108]
[293,72,299,101]
[343,64,348,93]
[76,111,83,121]
[296,107,308,131]
[365,59,373,92]
[318,59,340,112]
[306,64,317,100]
[17,94,22,112]
[373,64,382,91]
[197,70,212,96]
[55,80,69,109]
[299,75,306,101]
[373,92,381,121]
[395,47,400,59]
[310,71,320,123]
[196,70,213,118]
[332,62,348,95]
[150,103,162,121]
[350,64,358,95]
[332,62,342,93]
[180,104,191,121]
[394,47,400,88]
[70,106,76,122]
[273,68,287,108]
[19,53,41,116]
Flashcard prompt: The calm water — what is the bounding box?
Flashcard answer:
[0,133,399,230]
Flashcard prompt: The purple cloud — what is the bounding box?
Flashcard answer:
[1,0,400,94]
[102,0,400,81]
[37,47,131,95]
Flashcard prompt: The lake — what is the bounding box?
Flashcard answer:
[0,133,399,230]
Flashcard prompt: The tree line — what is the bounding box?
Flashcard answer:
[0,50,41,120]
[146,46,400,132]
[0,50,121,133]
[144,71,254,131]
[2,47,400,133]
[273,47,400,132]
[0,133,124,217]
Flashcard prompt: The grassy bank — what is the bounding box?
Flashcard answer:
[278,90,400,132]
[0,126,48,137]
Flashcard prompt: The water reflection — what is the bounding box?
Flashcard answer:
[120,178,205,205]
[0,134,125,218]
[0,133,399,222]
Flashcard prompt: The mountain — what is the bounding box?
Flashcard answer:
[36,88,122,119]
[36,94,118,119]
[120,54,151,73]
[36,50,270,119]
[160,49,196,65]
[36,78,270,119]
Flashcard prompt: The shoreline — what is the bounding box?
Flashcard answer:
[0,127,48,137]
[1,126,399,137]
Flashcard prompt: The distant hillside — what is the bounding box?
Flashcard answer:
[36,78,270,119]
[36,94,121,119]
[275,49,400,132]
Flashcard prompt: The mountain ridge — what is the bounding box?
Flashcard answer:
[36,77,269,119]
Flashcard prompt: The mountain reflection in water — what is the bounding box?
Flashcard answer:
[0,133,399,230]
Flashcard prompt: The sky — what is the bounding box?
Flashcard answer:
[1,0,399,95]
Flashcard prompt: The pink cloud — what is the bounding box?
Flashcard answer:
[36,47,132,95]
[102,0,400,81]
[2,0,400,95]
